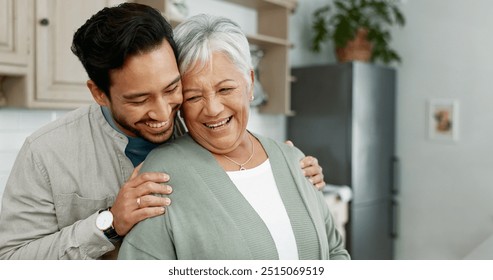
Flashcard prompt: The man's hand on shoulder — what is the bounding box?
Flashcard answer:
[110,163,172,236]
[285,140,326,190]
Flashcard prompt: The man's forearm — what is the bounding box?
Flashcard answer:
[0,199,115,260]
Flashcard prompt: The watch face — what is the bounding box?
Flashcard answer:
[96,210,113,230]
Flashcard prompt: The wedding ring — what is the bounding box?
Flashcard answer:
[137,197,141,207]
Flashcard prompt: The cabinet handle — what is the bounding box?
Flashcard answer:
[39,18,50,26]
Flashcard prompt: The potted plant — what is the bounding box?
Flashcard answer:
[311,0,405,64]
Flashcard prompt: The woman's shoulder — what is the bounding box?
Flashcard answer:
[253,133,305,160]
[151,134,195,153]
[141,134,203,172]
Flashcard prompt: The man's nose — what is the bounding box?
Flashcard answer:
[148,97,172,121]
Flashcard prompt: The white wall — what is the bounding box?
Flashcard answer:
[391,0,493,259]
[289,0,332,67]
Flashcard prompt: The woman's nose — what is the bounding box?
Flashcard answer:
[203,96,224,116]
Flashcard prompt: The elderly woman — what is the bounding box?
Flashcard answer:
[118,14,349,260]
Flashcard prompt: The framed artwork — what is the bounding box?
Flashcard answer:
[428,99,459,142]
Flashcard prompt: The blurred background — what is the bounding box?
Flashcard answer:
[0,0,492,260]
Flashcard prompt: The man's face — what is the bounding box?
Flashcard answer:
[97,40,182,144]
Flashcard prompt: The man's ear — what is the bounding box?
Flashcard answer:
[87,80,109,106]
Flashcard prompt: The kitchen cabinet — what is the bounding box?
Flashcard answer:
[0,0,30,106]
[3,0,124,108]
[137,0,297,115]
[34,0,124,107]
[0,0,29,68]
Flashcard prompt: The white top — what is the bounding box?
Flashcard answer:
[227,159,299,260]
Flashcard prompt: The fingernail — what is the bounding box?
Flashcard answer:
[162,174,170,181]
[303,170,307,176]
[308,178,314,184]
[300,162,305,168]
[161,207,166,214]
[164,197,171,205]
[166,185,173,193]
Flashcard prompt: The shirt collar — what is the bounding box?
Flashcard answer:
[100,106,158,167]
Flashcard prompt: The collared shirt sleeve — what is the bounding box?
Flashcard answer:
[0,141,114,260]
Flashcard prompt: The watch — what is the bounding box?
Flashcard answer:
[96,208,121,241]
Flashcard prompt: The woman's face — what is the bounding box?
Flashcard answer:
[181,51,253,154]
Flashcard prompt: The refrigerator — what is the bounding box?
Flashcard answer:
[287,62,398,260]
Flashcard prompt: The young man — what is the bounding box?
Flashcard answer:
[0,3,325,260]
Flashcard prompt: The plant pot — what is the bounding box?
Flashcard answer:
[335,28,372,63]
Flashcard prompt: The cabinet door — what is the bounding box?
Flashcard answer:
[0,0,29,67]
[35,0,123,104]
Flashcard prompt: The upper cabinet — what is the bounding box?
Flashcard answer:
[0,0,29,67]
[33,0,125,107]
[1,0,296,114]
[0,0,30,106]
[2,0,124,108]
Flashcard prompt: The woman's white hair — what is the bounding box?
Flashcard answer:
[173,14,253,83]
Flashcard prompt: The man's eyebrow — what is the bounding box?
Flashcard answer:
[166,75,181,89]
[122,92,149,100]
[122,75,181,99]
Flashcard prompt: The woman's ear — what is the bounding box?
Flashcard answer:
[87,80,109,106]
[249,69,255,100]
[249,69,255,85]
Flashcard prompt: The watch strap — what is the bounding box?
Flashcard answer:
[103,227,121,241]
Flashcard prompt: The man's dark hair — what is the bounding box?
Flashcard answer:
[71,2,178,98]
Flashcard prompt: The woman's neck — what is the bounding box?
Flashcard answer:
[213,133,267,171]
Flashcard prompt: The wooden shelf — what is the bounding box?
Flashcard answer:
[220,0,297,11]
[246,34,291,48]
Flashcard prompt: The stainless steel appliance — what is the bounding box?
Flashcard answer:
[288,62,399,260]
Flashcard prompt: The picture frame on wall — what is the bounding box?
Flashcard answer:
[428,98,459,142]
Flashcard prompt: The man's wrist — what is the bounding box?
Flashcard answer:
[96,207,122,242]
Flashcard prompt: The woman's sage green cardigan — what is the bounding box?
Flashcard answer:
[118,133,350,260]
